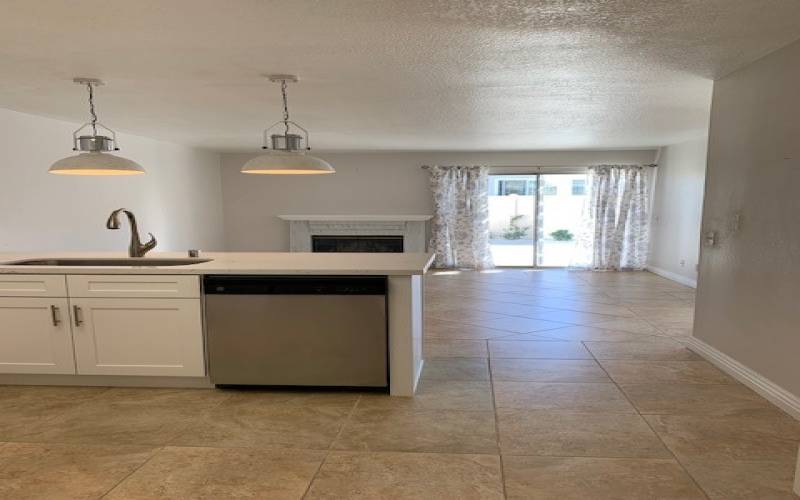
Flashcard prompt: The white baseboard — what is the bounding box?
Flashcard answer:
[0,373,213,388]
[686,337,800,421]
[414,359,424,393]
[646,265,697,288]
[795,449,800,496]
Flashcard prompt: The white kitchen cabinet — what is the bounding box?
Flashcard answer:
[0,297,76,374]
[70,297,205,377]
[0,274,67,297]
[67,275,199,299]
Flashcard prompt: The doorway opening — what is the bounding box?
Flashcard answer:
[488,173,588,267]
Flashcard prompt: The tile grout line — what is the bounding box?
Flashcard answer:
[428,300,686,338]
[85,392,238,499]
[300,451,328,499]
[98,446,164,499]
[300,394,362,499]
[329,394,362,451]
[430,306,633,324]
[586,341,712,500]
[487,339,509,500]
[625,303,698,345]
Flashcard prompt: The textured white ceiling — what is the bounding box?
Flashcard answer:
[1,0,799,151]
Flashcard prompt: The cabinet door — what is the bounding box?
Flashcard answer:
[71,298,205,377]
[0,297,75,374]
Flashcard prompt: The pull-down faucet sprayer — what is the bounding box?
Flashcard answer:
[106,208,157,258]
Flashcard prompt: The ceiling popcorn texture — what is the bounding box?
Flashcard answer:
[0,0,798,151]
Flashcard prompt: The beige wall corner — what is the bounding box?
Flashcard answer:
[647,136,708,286]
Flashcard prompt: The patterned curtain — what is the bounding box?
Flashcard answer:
[534,176,545,266]
[572,165,651,270]
[427,166,494,270]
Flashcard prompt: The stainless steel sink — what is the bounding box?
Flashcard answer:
[4,257,213,267]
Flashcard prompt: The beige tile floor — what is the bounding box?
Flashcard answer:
[1,269,799,499]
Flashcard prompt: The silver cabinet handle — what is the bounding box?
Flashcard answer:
[50,305,61,326]
[73,305,84,326]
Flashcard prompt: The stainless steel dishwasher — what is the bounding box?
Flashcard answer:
[203,275,388,388]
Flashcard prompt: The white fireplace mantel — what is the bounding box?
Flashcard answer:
[278,215,432,252]
[279,215,432,222]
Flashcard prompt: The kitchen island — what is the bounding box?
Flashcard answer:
[0,252,434,396]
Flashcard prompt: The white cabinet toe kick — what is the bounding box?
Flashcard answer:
[0,273,424,395]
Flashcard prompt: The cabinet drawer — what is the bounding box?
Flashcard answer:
[67,275,199,298]
[0,275,67,297]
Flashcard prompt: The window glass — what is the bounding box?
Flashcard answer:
[489,173,587,267]
[571,179,586,195]
[502,180,527,195]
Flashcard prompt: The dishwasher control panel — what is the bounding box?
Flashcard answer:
[203,275,387,295]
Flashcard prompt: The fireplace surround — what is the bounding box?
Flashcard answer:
[278,215,432,253]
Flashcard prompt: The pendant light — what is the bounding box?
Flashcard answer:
[49,78,144,176]
[241,75,334,175]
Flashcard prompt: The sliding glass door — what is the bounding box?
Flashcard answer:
[537,174,587,266]
[488,175,537,266]
[488,172,587,267]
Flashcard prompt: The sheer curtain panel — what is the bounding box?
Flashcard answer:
[427,166,494,270]
[573,164,651,270]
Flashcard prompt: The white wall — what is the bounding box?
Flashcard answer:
[694,38,800,398]
[648,138,708,286]
[220,150,656,251]
[0,108,225,252]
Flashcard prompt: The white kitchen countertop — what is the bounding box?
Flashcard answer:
[0,251,436,276]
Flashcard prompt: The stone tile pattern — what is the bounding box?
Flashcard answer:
[1,269,798,499]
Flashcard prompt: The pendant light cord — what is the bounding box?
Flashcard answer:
[281,79,290,135]
[86,82,98,136]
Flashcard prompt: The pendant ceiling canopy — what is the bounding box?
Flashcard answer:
[48,78,144,176]
[241,75,334,175]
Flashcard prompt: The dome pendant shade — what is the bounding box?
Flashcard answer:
[242,74,334,175]
[241,150,334,174]
[49,78,145,176]
[49,152,145,176]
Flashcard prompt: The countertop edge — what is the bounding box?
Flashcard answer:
[0,252,437,276]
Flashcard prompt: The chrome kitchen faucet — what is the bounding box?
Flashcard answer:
[106,208,157,258]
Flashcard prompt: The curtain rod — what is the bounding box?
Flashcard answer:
[421,164,658,169]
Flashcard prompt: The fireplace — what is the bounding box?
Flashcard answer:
[312,235,404,253]
[278,215,432,253]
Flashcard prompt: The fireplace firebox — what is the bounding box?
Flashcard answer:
[312,235,404,253]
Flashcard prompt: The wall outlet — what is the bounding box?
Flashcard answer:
[680,259,686,267]
[731,212,743,233]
